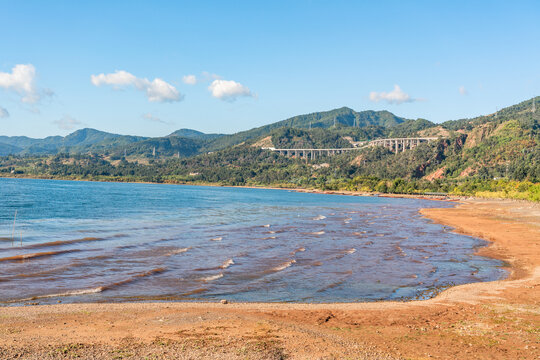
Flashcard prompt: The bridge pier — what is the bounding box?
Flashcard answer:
[265,137,438,160]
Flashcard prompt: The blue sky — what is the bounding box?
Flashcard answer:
[1,0,539,137]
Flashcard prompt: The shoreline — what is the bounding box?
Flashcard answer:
[0,174,463,202]
[0,194,538,358]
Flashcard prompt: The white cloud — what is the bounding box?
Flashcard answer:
[459,86,468,95]
[90,70,137,87]
[53,115,83,130]
[142,113,173,125]
[182,75,197,85]
[208,79,253,101]
[369,85,416,104]
[0,64,52,103]
[0,106,8,118]
[91,70,183,103]
[183,72,221,85]
[202,71,221,81]
[145,78,182,102]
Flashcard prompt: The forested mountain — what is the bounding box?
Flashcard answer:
[0,108,417,156]
[0,134,63,153]
[198,108,411,152]
[263,107,408,129]
[109,136,203,159]
[1,97,539,200]
[0,142,22,156]
[0,128,147,155]
[168,128,225,140]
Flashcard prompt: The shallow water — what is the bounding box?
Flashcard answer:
[0,178,506,304]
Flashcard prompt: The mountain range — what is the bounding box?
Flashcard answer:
[0,108,412,157]
[1,96,538,200]
[1,98,538,165]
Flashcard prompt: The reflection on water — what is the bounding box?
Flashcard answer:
[0,178,506,304]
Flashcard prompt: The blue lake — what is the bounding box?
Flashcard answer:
[0,178,506,304]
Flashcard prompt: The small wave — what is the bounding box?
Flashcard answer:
[12,263,80,279]
[117,244,138,250]
[394,245,406,257]
[266,230,276,234]
[336,248,356,259]
[182,287,207,296]
[194,258,234,271]
[261,236,276,240]
[210,237,223,241]
[165,247,190,256]
[262,224,270,228]
[317,281,344,293]
[101,267,166,291]
[312,215,326,221]
[344,217,352,221]
[10,267,166,302]
[7,237,104,250]
[316,273,351,293]
[200,273,223,282]
[310,231,325,235]
[0,249,80,262]
[290,247,305,255]
[220,258,235,269]
[272,259,296,271]
[14,287,105,302]
[87,255,109,260]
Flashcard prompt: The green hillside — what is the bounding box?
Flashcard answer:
[269,107,407,129]
[1,96,538,200]
[109,136,203,159]
[168,128,224,140]
[0,142,22,156]
[0,135,63,153]
[0,108,409,156]
[201,108,410,152]
[0,128,147,155]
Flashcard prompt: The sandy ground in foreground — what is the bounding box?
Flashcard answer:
[0,199,538,359]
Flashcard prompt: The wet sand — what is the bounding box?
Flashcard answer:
[0,198,538,359]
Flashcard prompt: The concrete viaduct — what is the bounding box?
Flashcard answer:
[263,137,439,160]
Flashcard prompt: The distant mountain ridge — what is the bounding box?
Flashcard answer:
[168,128,225,140]
[192,108,411,152]
[2,98,537,158]
[0,128,147,156]
[0,108,410,156]
[276,107,408,128]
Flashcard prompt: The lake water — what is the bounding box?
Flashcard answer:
[0,178,506,304]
